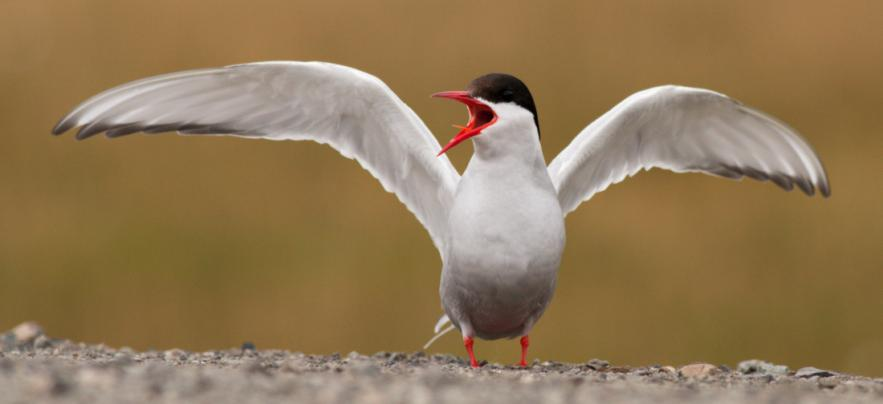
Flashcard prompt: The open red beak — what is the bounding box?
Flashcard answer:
[432,91,498,156]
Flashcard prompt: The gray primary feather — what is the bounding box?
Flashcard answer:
[52,61,460,254]
[548,85,830,216]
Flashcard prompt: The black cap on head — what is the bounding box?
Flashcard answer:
[467,73,540,138]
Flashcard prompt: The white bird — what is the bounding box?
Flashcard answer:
[52,61,830,368]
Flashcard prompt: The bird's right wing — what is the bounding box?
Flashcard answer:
[548,85,830,216]
[52,61,460,255]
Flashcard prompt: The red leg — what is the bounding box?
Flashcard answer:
[464,336,479,368]
[519,335,530,367]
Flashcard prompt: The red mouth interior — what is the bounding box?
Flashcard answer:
[433,91,498,156]
[468,104,496,131]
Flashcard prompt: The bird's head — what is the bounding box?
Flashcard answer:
[433,73,539,156]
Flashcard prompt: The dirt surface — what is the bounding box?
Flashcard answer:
[1,322,881,403]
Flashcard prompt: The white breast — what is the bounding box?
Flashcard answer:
[447,158,564,278]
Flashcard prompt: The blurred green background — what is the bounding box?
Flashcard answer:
[1,0,881,376]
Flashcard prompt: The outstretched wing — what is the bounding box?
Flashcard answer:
[53,61,460,255]
[548,85,830,216]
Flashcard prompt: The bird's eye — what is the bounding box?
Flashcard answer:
[501,89,514,99]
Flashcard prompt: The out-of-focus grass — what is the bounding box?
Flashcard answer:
[1,0,881,376]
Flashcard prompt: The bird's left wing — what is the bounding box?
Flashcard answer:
[548,85,830,216]
[53,61,460,255]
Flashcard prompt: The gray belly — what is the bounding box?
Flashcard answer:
[441,264,558,339]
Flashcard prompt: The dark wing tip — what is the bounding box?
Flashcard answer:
[818,179,831,198]
[51,117,75,136]
[794,176,816,196]
[75,121,110,140]
[768,173,795,192]
[717,164,830,197]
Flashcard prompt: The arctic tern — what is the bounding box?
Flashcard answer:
[52,61,830,368]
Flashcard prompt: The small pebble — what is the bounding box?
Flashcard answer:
[33,335,52,350]
[164,349,188,362]
[818,377,839,389]
[738,359,790,376]
[795,367,837,378]
[586,358,610,370]
[12,322,43,344]
[679,363,720,378]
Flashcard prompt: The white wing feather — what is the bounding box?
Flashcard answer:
[548,85,830,216]
[53,61,460,254]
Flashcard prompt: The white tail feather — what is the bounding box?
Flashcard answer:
[433,314,450,333]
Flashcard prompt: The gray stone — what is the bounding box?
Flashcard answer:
[33,335,52,350]
[586,358,610,370]
[818,376,839,389]
[164,349,188,362]
[738,359,790,376]
[795,367,837,378]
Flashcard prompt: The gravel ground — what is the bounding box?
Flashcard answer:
[1,322,881,404]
